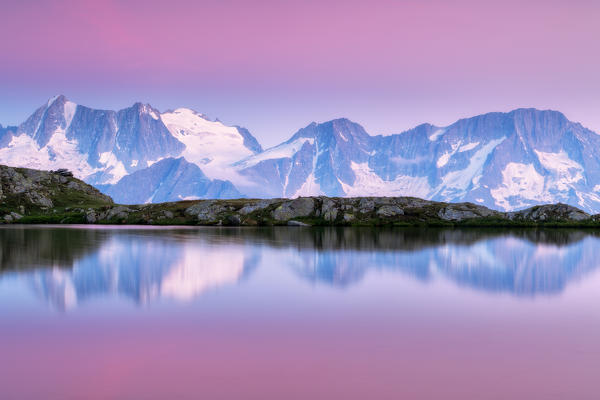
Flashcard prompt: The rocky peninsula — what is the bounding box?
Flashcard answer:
[0,164,598,227]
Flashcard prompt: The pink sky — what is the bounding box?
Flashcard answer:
[1,0,599,146]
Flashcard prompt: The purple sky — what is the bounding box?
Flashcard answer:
[1,0,599,146]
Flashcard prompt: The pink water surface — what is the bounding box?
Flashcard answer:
[0,226,599,399]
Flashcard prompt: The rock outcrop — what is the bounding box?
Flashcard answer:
[59,196,600,227]
[0,164,113,222]
[508,203,590,222]
[272,197,315,221]
[2,163,600,227]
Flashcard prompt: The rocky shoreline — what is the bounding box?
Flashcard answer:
[1,164,599,227]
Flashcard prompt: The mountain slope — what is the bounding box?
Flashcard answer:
[0,95,258,199]
[160,108,261,181]
[0,95,186,185]
[102,157,242,204]
[372,108,600,212]
[0,124,17,147]
[235,109,600,213]
[235,118,374,197]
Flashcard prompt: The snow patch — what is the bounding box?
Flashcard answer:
[534,150,584,190]
[236,137,314,169]
[0,132,96,179]
[98,152,128,184]
[436,137,505,197]
[490,162,549,210]
[437,152,451,168]
[64,101,77,129]
[292,173,324,197]
[436,140,479,169]
[47,95,60,107]
[458,142,480,152]
[428,128,446,141]
[179,195,201,200]
[140,104,159,120]
[0,127,131,185]
[341,162,431,198]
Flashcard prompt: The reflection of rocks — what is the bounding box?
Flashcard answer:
[198,227,600,252]
[0,226,106,271]
[2,226,600,307]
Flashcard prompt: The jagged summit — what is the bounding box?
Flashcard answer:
[289,118,370,141]
[47,94,69,104]
[0,96,263,203]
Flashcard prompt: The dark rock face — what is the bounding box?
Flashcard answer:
[114,103,184,167]
[0,124,17,148]
[18,95,71,147]
[65,105,118,167]
[235,126,263,154]
[53,169,73,177]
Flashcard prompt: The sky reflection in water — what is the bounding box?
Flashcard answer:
[1,226,599,399]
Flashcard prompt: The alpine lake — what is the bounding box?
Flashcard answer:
[1,225,599,399]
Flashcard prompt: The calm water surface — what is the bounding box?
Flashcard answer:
[1,225,599,399]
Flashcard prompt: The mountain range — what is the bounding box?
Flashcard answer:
[2,95,600,212]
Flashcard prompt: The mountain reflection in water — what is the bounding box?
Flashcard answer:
[0,226,599,309]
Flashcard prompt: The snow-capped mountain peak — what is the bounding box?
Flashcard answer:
[160,107,261,181]
[131,102,161,120]
[2,98,600,213]
[234,118,375,197]
[18,94,78,147]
